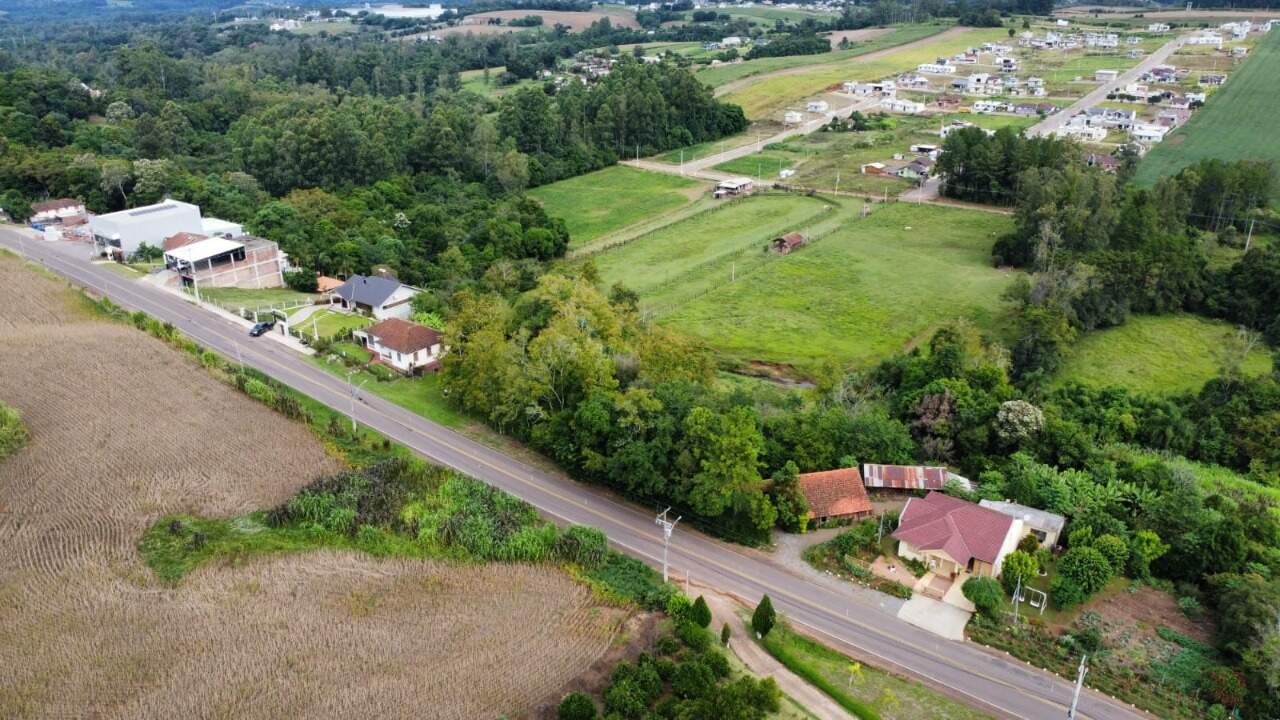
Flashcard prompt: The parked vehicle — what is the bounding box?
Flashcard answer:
[249,321,274,337]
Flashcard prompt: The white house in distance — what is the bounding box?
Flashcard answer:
[807,100,829,113]
[880,98,924,114]
[1147,22,1171,33]
[1185,32,1224,47]
[917,61,956,75]
[1094,69,1119,83]
[89,199,205,259]
[783,110,804,124]
[721,36,743,47]
[328,274,420,320]
[1131,123,1170,144]
[30,198,86,224]
[354,317,445,374]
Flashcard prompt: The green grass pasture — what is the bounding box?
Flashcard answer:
[1052,314,1273,395]
[529,165,707,248]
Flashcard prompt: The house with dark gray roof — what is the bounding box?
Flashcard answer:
[328,274,420,320]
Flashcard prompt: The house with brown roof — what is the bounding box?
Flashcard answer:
[316,275,344,293]
[162,232,208,253]
[767,232,807,255]
[796,467,872,523]
[354,318,444,374]
[892,492,1024,579]
[30,198,86,224]
[862,464,972,493]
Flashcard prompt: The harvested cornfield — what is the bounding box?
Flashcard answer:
[0,254,624,718]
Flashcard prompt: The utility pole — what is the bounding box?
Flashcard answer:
[1011,575,1023,626]
[1066,655,1089,720]
[655,507,681,583]
[346,371,367,433]
[876,512,885,544]
[1245,218,1255,252]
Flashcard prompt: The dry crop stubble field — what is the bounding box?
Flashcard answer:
[0,254,624,719]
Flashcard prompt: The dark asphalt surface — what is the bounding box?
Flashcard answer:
[1,228,1153,720]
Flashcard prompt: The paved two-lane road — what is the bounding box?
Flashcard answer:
[1,230,1152,720]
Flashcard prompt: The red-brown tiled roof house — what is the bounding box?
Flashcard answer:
[891,492,1024,579]
[354,318,444,375]
[796,467,873,523]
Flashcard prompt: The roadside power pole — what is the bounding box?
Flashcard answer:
[1066,654,1089,719]
[655,507,681,583]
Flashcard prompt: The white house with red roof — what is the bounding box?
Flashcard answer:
[892,492,1024,580]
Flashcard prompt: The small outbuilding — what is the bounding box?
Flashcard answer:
[979,500,1066,549]
[862,463,972,493]
[767,232,806,254]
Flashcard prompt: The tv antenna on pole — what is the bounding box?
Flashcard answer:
[655,507,681,583]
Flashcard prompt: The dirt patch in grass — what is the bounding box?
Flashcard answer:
[1091,584,1215,645]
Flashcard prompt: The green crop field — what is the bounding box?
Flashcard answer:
[721,27,1008,119]
[529,166,707,248]
[597,197,1017,369]
[694,23,949,89]
[1052,314,1273,395]
[1136,29,1280,200]
[593,193,834,299]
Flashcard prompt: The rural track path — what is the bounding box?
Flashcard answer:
[712,26,970,98]
[1026,34,1189,138]
[1,229,1155,720]
[702,591,855,720]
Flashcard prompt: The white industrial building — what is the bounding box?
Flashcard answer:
[89,199,245,260]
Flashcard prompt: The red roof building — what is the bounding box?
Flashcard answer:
[796,467,872,522]
[892,492,1023,579]
[862,464,971,492]
[162,232,208,253]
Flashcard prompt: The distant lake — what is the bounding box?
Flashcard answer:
[343,3,445,19]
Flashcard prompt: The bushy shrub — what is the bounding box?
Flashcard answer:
[752,595,776,637]
[671,659,716,699]
[690,595,712,628]
[367,363,398,382]
[1177,595,1203,619]
[283,269,319,293]
[1050,575,1086,608]
[963,576,1005,619]
[676,619,712,652]
[558,691,597,720]
[721,622,731,645]
[269,459,416,533]
[1017,533,1041,554]
[1058,546,1113,596]
[1001,550,1039,595]
[1092,534,1129,575]
[0,402,29,460]
[555,525,607,568]
[243,377,277,406]
[830,521,879,557]
[700,650,730,678]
